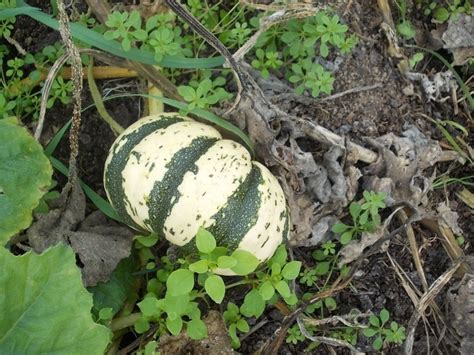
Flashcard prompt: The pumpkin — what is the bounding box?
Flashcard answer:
[104,113,289,271]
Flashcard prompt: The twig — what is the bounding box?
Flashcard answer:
[319,83,383,102]
[4,34,26,55]
[296,317,363,354]
[57,0,83,186]
[404,258,464,355]
[34,53,70,141]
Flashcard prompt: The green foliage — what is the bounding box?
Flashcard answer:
[286,324,306,344]
[396,0,417,39]
[421,0,473,23]
[223,302,249,348]
[0,244,111,353]
[0,117,52,245]
[332,191,386,245]
[363,309,406,350]
[178,77,232,110]
[104,11,148,51]
[409,52,424,69]
[289,59,334,97]
[251,49,283,78]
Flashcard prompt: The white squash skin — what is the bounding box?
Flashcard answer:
[120,121,222,229]
[164,140,252,245]
[236,161,286,261]
[104,113,290,275]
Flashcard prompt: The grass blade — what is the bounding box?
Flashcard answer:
[1,3,225,69]
[49,156,121,222]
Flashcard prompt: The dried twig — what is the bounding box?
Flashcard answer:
[404,258,464,355]
[57,0,84,186]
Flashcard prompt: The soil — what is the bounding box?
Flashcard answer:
[8,0,473,354]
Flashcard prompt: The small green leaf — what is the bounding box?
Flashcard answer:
[138,296,159,317]
[98,307,113,320]
[259,281,275,301]
[332,223,349,234]
[166,269,194,296]
[274,280,291,298]
[369,315,380,327]
[196,228,216,253]
[236,318,249,333]
[230,250,260,275]
[363,327,378,337]
[380,309,390,324]
[166,317,183,336]
[284,293,298,306]
[217,255,237,269]
[340,230,353,245]
[205,274,225,304]
[373,335,383,350]
[187,319,208,340]
[135,234,159,247]
[240,289,265,318]
[189,259,209,274]
[134,317,150,334]
[281,261,302,280]
[324,297,337,311]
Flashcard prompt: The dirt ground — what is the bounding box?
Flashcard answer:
[10,0,473,354]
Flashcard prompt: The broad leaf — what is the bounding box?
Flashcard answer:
[0,117,52,245]
[204,274,225,304]
[0,244,111,353]
[166,269,194,296]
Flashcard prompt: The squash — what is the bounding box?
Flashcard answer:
[104,113,289,271]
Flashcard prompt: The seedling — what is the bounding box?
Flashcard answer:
[363,309,406,350]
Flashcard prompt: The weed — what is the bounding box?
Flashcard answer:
[363,309,406,350]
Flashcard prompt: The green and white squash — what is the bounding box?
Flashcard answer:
[104,113,289,272]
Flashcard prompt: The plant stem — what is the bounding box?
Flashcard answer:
[110,313,142,331]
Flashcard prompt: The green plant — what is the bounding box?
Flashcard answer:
[289,59,334,97]
[223,302,249,348]
[286,324,305,344]
[332,191,386,244]
[422,0,473,23]
[47,76,74,108]
[251,49,283,78]
[363,309,406,350]
[409,52,424,69]
[178,77,232,110]
[396,0,417,39]
[104,11,147,51]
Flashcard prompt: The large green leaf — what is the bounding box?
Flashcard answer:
[0,244,111,353]
[0,2,225,69]
[0,117,52,246]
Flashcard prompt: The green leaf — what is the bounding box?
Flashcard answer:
[324,297,337,311]
[217,255,237,269]
[204,274,225,304]
[380,309,390,324]
[373,335,383,350]
[240,289,265,318]
[274,280,291,298]
[166,269,194,296]
[0,117,52,245]
[89,257,137,318]
[189,259,209,273]
[134,316,150,334]
[259,281,275,301]
[0,3,225,69]
[340,230,353,245]
[135,234,159,247]
[230,250,260,275]
[397,21,416,39]
[281,261,302,280]
[369,314,380,327]
[166,317,183,336]
[187,319,208,340]
[332,223,349,234]
[363,327,378,337]
[0,244,110,353]
[236,318,249,333]
[98,307,113,320]
[138,296,160,317]
[196,228,216,253]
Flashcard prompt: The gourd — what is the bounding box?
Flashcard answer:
[104,113,289,271]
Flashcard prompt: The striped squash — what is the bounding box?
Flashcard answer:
[104,113,289,273]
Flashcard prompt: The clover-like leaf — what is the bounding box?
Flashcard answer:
[0,117,52,245]
[0,244,110,353]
